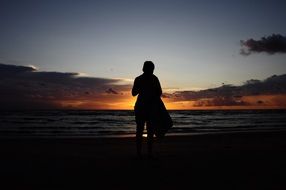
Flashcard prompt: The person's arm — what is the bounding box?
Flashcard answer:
[132,78,139,96]
[156,77,162,97]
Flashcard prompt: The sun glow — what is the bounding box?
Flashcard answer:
[56,93,286,110]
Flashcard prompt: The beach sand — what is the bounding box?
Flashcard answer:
[1,131,286,189]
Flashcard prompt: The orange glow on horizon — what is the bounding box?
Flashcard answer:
[56,93,286,110]
[57,91,136,110]
[164,94,286,110]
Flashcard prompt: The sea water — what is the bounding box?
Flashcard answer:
[0,110,285,138]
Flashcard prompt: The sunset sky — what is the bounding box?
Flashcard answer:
[0,0,286,109]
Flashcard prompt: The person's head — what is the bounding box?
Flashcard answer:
[142,61,155,74]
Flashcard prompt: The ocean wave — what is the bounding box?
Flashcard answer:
[0,110,285,138]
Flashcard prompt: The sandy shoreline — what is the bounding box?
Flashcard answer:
[1,131,286,189]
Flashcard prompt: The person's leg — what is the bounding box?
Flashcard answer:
[136,122,144,157]
[146,122,154,157]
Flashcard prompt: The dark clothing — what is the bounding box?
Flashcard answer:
[132,73,162,124]
[132,73,162,156]
[132,73,162,113]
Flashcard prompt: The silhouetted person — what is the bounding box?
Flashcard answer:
[132,61,162,158]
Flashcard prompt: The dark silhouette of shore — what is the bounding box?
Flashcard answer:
[0,131,286,189]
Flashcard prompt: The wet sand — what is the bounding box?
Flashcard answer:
[1,131,286,189]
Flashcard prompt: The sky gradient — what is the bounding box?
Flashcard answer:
[1,0,286,109]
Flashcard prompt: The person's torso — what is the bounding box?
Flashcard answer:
[136,74,160,107]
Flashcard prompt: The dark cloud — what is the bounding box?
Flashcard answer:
[240,34,286,55]
[0,63,131,109]
[193,97,249,107]
[106,88,119,95]
[0,63,36,78]
[167,74,286,107]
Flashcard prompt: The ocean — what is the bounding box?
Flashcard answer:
[0,110,285,138]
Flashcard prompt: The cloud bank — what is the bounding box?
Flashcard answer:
[1,63,285,110]
[240,34,286,55]
[0,63,131,109]
[165,74,286,108]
